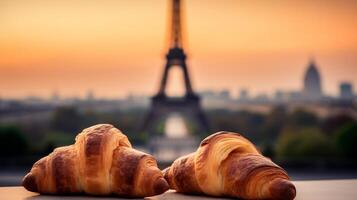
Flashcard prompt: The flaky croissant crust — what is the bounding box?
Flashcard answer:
[164,131,296,200]
[22,124,168,197]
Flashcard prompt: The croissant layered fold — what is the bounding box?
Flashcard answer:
[163,131,296,200]
[22,124,169,197]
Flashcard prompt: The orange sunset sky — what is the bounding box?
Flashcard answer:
[1,0,357,99]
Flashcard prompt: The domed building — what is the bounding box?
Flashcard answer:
[303,59,323,100]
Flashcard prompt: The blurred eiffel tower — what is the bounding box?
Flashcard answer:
[142,0,209,138]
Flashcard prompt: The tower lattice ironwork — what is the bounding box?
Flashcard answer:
[142,0,209,135]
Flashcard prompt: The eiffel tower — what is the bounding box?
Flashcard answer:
[142,0,209,136]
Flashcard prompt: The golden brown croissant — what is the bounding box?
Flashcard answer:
[163,131,296,200]
[22,124,169,197]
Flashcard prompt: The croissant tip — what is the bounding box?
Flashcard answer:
[153,177,169,195]
[22,173,38,192]
[269,179,296,200]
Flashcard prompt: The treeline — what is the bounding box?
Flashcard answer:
[0,106,147,162]
[0,106,356,166]
[207,107,357,164]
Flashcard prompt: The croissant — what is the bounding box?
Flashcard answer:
[163,131,296,200]
[22,124,169,197]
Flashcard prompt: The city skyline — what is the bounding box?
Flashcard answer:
[1,0,357,98]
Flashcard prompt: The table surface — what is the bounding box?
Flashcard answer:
[1,179,356,200]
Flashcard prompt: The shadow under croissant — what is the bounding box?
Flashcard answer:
[144,190,238,200]
[25,194,143,200]
[25,192,238,200]
[25,191,239,200]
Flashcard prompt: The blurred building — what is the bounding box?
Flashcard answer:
[254,93,270,104]
[218,90,231,100]
[303,59,323,100]
[274,90,285,103]
[199,89,234,108]
[239,89,249,102]
[339,82,354,100]
[86,89,95,102]
[51,90,60,102]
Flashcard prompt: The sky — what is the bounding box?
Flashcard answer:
[1,0,357,99]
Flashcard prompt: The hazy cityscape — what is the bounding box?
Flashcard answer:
[1,58,355,122]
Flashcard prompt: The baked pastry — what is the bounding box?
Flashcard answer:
[22,124,169,197]
[163,131,296,200]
